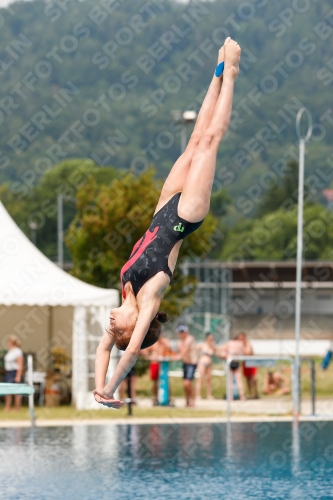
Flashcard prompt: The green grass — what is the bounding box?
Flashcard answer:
[0,406,227,421]
[0,359,330,421]
[0,405,296,421]
[300,358,333,397]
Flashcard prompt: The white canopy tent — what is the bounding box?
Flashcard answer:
[0,202,119,409]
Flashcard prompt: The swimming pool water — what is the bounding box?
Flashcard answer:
[1,421,333,500]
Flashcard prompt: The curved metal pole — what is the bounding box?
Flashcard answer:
[180,124,187,154]
[57,194,77,269]
[304,358,316,416]
[226,358,231,421]
[294,108,312,416]
[294,137,305,416]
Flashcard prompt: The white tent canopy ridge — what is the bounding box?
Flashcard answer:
[0,202,119,409]
[0,202,117,307]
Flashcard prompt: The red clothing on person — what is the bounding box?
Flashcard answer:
[243,362,257,378]
[150,362,159,381]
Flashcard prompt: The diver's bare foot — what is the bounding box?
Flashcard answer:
[224,38,241,79]
[217,37,229,65]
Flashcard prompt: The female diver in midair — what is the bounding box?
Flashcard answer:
[94,37,241,408]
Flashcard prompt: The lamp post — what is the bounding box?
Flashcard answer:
[171,110,197,154]
[57,194,63,268]
[28,220,38,246]
[294,107,312,417]
[57,194,77,269]
[171,109,197,328]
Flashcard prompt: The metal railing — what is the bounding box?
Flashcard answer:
[0,354,35,426]
[300,357,316,416]
[225,355,295,421]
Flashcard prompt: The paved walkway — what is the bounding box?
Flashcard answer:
[1,412,333,428]
[140,397,333,416]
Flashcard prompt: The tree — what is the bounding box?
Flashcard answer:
[0,0,332,213]
[221,203,333,261]
[258,160,300,217]
[210,188,231,217]
[66,168,218,316]
[0,159,119,259]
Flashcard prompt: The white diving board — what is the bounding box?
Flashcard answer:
[0,355,36,426]
[0,383,35,396]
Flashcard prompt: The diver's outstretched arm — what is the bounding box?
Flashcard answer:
[95,331,113,391]
[97,302,159,403]
[94,331,124,408]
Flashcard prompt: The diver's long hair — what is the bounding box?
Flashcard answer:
[115,312,169,351]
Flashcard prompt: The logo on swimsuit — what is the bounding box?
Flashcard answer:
[173,222,185,232]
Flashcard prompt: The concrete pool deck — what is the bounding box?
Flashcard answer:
[1,415,333,428]
[0,397,332,427]
[177,396,333,415]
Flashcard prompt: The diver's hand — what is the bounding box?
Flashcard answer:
[93,389,124,409]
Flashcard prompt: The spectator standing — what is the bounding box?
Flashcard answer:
[196,332,216,400]
[4,336,24,412]
[217,334,245,401]
[175,325,198,407]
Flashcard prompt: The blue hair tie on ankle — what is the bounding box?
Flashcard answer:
[215,62,224,77]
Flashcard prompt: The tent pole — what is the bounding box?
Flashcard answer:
[48,306,53,371]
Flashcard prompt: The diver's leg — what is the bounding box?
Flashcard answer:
[154,42,228,214]
[178,39,241,222]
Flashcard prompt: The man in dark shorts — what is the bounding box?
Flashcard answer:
[216,334,246,401]
[176,325,198,407]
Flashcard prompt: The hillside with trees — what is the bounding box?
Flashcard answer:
[1,0,333,271]
[1,1,332,195]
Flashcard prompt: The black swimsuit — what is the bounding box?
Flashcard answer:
[120,193,203,298]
